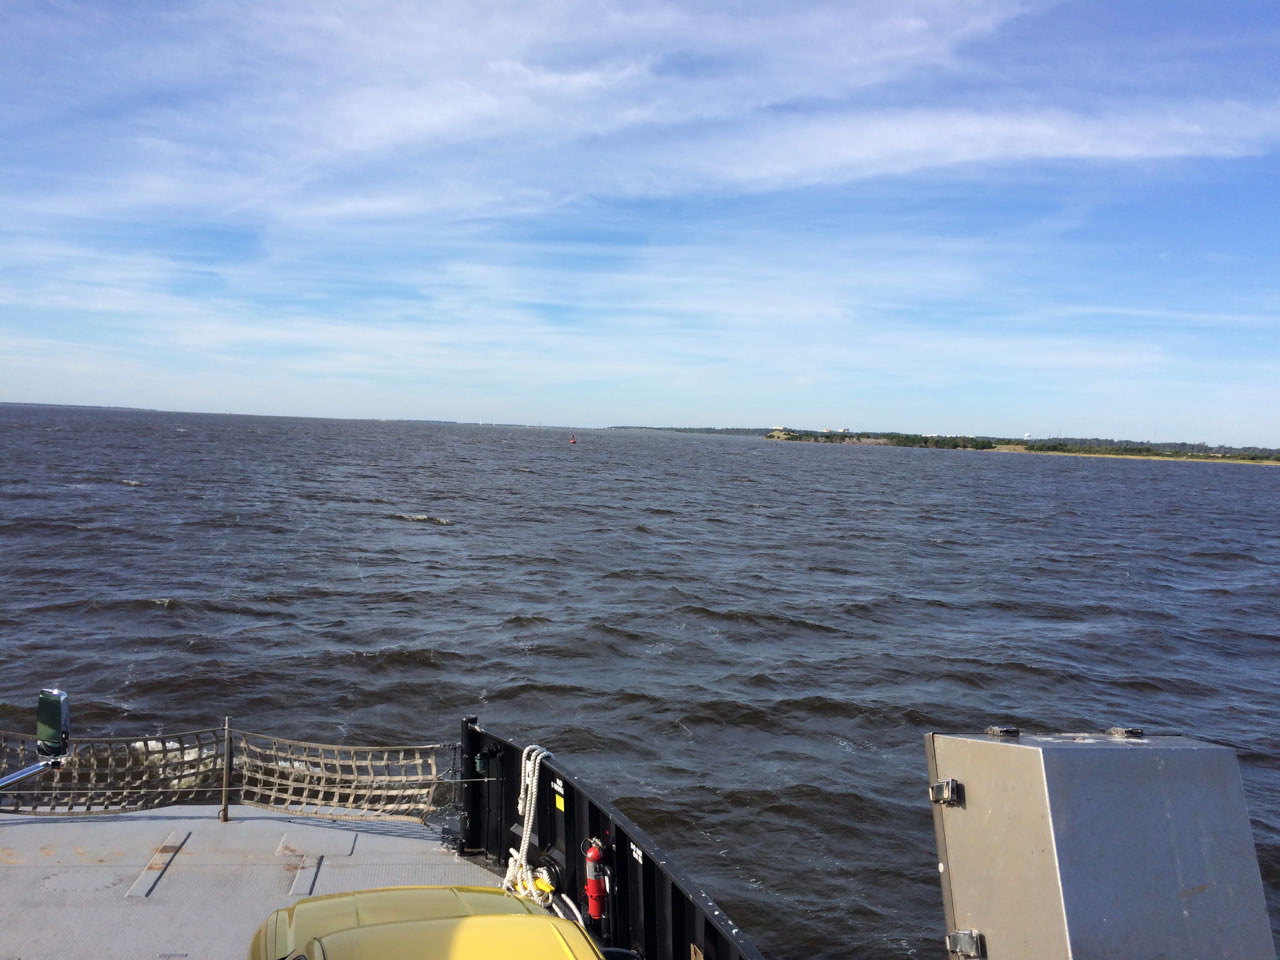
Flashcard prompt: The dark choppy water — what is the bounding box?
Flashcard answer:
[2,403,1277,957]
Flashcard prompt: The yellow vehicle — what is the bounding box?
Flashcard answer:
[248,885,603,960]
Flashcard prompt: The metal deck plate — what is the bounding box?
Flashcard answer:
[0,805,502,960]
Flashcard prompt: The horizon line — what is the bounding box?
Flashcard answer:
[4,401,1277,452]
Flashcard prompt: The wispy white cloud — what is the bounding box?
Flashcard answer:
[14,0,1277,220]
[636,100,1280,193]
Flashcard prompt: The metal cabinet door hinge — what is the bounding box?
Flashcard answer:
[1106,726,1144,738]
[984,725,1019,738]
[930,778,964,805]
[946,929,986,958]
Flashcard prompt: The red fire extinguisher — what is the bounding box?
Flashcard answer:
[584,839,607,920]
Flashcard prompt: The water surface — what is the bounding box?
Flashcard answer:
[2,404,1276,957]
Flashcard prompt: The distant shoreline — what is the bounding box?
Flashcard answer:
[763,429,1279,463]
[994,444,1279,466]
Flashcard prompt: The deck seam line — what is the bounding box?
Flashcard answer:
[125,830,191,899]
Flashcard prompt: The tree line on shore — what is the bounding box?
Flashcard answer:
[767,430,1280,459]
[1023,439,1280,461]
[766,429,995,448]
[614,426,1280,459]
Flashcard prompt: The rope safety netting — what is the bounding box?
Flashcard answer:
[0,726,456,821]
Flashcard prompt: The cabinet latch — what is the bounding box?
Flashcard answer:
[929,779,964,806]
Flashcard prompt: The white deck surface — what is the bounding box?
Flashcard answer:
[0,805,502,960]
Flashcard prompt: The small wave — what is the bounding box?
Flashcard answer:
[306,646,469,674]
[677,604,758,623]
[1108,674,1217,696]
[181,515,290,533]
[537,725,641,757]
[121,479,144,487]
[299,492,366,503]
[673,695,949,732]
[675,604,839,632]
[602,569,643,581]
[1186,550,1262,564]
[933,655,1059,681]
[616,782,882,836]
[25,595,295,619]
[27,596,187,616]
[1182,552,1264,568]
[584,622,652,646]
[0,519,81,535]
[837,594,956,622]
[504,615,551,626]
[599,567,689,583]
[980,598,1112,621]
[391,514,451,524]
[481,679,591,702]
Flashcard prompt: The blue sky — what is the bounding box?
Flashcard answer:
[3,1,1279,444]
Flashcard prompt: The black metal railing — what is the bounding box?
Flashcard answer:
[460,717,766,960]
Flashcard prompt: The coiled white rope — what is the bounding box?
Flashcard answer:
[502,744,553,905]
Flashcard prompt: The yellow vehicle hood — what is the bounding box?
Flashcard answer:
[248,885,601,960]
[298,913,604,960]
